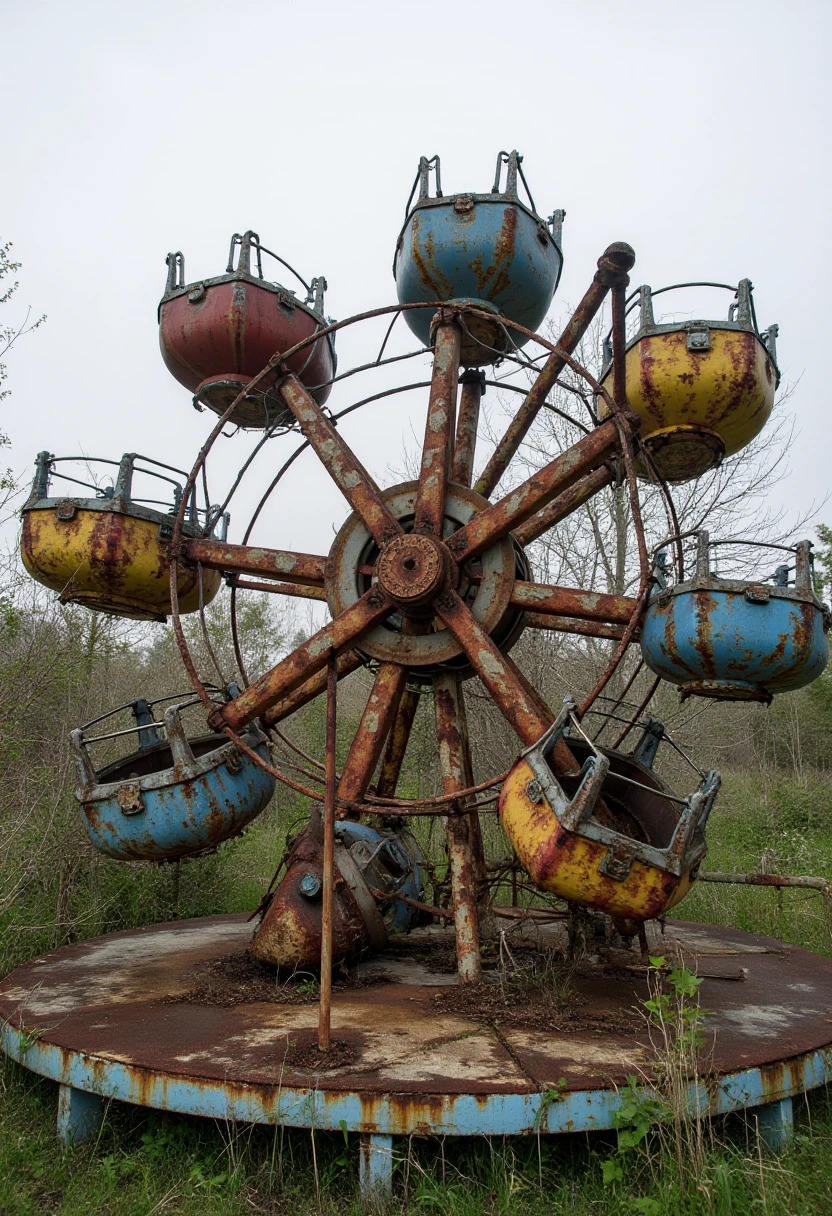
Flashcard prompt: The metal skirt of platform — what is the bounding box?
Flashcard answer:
[1,915,831,1198]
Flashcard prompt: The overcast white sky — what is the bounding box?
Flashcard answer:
[3,0,830,559]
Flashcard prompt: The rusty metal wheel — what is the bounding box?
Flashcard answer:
[167,246,658,981]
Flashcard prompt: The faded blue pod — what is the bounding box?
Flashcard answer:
[71,706,275,861]
[393,151,563,362]
[641,536,829,703]
[334,820,426,934]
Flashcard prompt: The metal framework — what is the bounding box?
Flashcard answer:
[163,243,690,1007]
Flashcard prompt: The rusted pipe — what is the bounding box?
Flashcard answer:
[474,242,635,499]
[319,652,338,1052]
[611,278,629,413]
[369,887,450,921]
[698,872,832,902]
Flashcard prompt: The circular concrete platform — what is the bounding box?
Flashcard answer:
[1,915,830,1141]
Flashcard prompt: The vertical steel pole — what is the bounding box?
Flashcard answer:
[318,651,338,1052]
[434,673,482,984]
[611,279,629,411]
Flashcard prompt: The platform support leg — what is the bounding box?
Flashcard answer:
[754,1096,794,1153]
[359,1133,393,1202]
[57,1084,104,1146]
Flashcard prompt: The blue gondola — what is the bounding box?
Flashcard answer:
[71,693,275,861]
[393,150,563,363]
[641,534,830,703]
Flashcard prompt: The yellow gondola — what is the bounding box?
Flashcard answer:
[499,699,719,923]
[598,279,779,483]
[20,451,225,622]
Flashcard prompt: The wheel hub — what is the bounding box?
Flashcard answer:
[376,533,447,606]
[326,480,529,675]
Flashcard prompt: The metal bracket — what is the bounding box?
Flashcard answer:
[56,500,77,521]
[745,584,770,604]
[225,748,243,775]
[521,697,610,832]
[686,322,711,352]
[117,783,144,816]
[599,840,636,882]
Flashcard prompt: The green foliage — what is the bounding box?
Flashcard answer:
[813,524,832,602]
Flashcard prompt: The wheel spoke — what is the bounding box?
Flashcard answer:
[183,538,326,586]
[446,419,620,566]
[435,592,621,812]
[337,662,409,804]
[434,672,482,984]
[413,322,460,536]
[510,580,638,625]
[473,242,634,499]
[278,373,403,547]
[230,577,327,602]
[210,587,393,732]
[451,369,485,489]
[375,686,420,798]
[434,588,551,746]
[262,651,363,728]
[524,613,629,641]
[513,465,613,547]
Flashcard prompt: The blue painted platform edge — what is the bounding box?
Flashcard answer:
[3,1020,829,1138]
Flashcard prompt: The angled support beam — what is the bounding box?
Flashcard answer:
[262,650,363,727]
[338,663,408,804]
[524,613,630,641]
[474,242,635,499]
[375,686,421,798]
[511,581,639,625]
[513,465,613,548]
[414,321,460,536]
[452,369,486,489]
[447,419,619,566]
[230,577,328,602]
[434,673,482,984]
[211,588,392,732]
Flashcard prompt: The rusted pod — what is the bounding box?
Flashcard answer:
[251,820,425,968]
[642,534,829,702]
[71,703,274,861]
[499,699,720,922]
[394,152,563,363]
[20,452,223,622]
[159,232,336,428]
[598,280,779,483]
